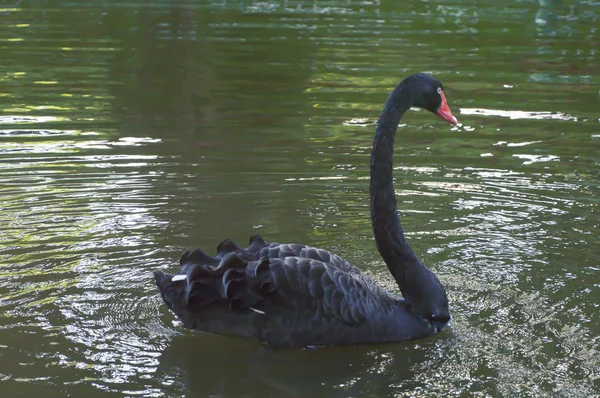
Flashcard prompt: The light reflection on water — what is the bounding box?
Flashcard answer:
[459,107,594,124]
[1,0,599,396]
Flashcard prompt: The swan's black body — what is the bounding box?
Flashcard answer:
[154,73,458,348]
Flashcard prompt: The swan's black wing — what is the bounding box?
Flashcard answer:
[247,254,383,325]
[262,241,363,276]
[155,235,396,334]
[205,234,362,275]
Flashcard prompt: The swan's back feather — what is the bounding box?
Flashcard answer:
[266,256,374,325]
[264,242,362,275]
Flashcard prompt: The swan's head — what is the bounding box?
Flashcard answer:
[414,294,451,333]
[402,264,451,333]
[403,73,459,125]
[423,301,451,334]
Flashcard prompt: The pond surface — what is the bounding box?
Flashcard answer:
[1,0,599,396]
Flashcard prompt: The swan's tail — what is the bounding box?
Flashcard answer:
[153,235,277,333]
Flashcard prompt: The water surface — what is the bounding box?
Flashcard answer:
[1,0,599,396]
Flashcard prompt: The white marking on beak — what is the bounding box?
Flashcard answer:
[171,274,187,282]
[249,307,266,315]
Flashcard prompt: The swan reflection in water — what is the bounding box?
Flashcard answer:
[156,332,452,397]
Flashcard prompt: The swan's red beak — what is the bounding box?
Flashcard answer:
[437,90,458,125]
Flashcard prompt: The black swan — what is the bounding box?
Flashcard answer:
[154,73,459,348]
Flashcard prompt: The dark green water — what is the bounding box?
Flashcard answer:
[1,1,599,396]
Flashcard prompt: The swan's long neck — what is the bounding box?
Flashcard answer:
[369,86,416,284]
[369,84,446,310]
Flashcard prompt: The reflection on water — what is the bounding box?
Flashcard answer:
[156,333,449,397]
[1,0,599,396]
[460,107,583,121]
